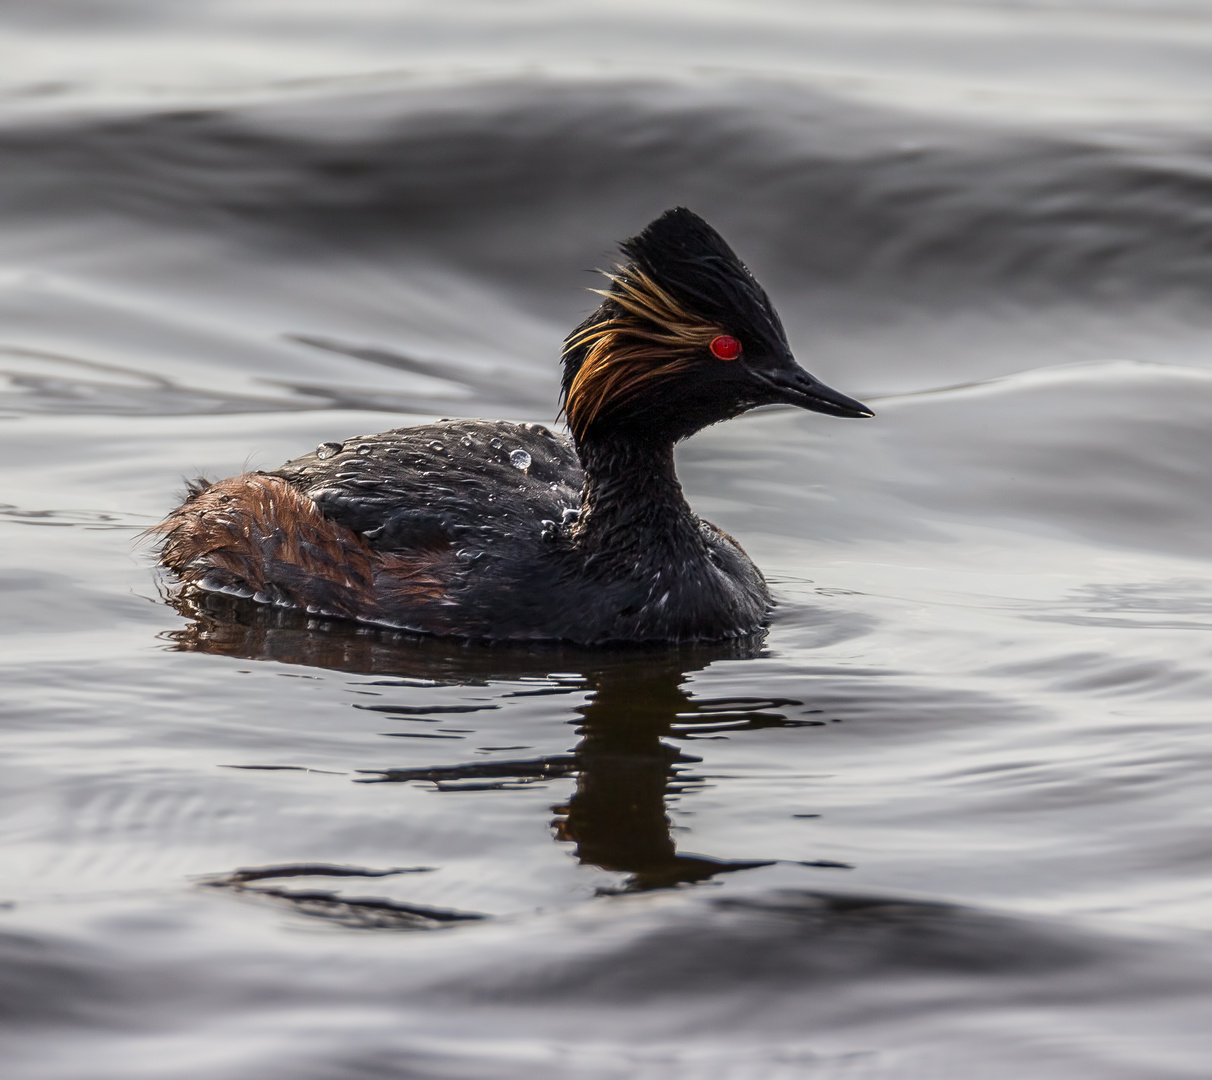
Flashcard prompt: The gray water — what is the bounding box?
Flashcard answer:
[3,3,1212,1077]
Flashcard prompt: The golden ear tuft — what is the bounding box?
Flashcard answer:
[562,267,725,441]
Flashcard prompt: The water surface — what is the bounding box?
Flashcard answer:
[4,3,1212,1077]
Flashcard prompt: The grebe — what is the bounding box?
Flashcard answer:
[153,208,871,644]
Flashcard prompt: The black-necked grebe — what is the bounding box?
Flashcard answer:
[153,208,871,644]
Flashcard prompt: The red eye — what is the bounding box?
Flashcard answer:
[710,335,742,361]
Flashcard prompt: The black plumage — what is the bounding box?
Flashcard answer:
[153,208,871,644]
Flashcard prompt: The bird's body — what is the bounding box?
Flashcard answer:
[154,209,870,645]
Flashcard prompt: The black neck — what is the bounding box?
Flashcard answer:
[572,434,702,557]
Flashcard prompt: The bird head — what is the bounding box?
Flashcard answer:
[561,207,871,447]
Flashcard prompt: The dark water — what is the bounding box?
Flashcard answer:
[5,3,1212,1077]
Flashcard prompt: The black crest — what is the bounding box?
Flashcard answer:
[618,207,790,352]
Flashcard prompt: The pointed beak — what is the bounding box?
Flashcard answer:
[756,364,874,419]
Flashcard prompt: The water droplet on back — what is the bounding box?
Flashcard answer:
[316,441,343,460]
[510,449,532,471]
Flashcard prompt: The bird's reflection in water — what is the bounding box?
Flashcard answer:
[167,591,824,892]
[552,662,780,891]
